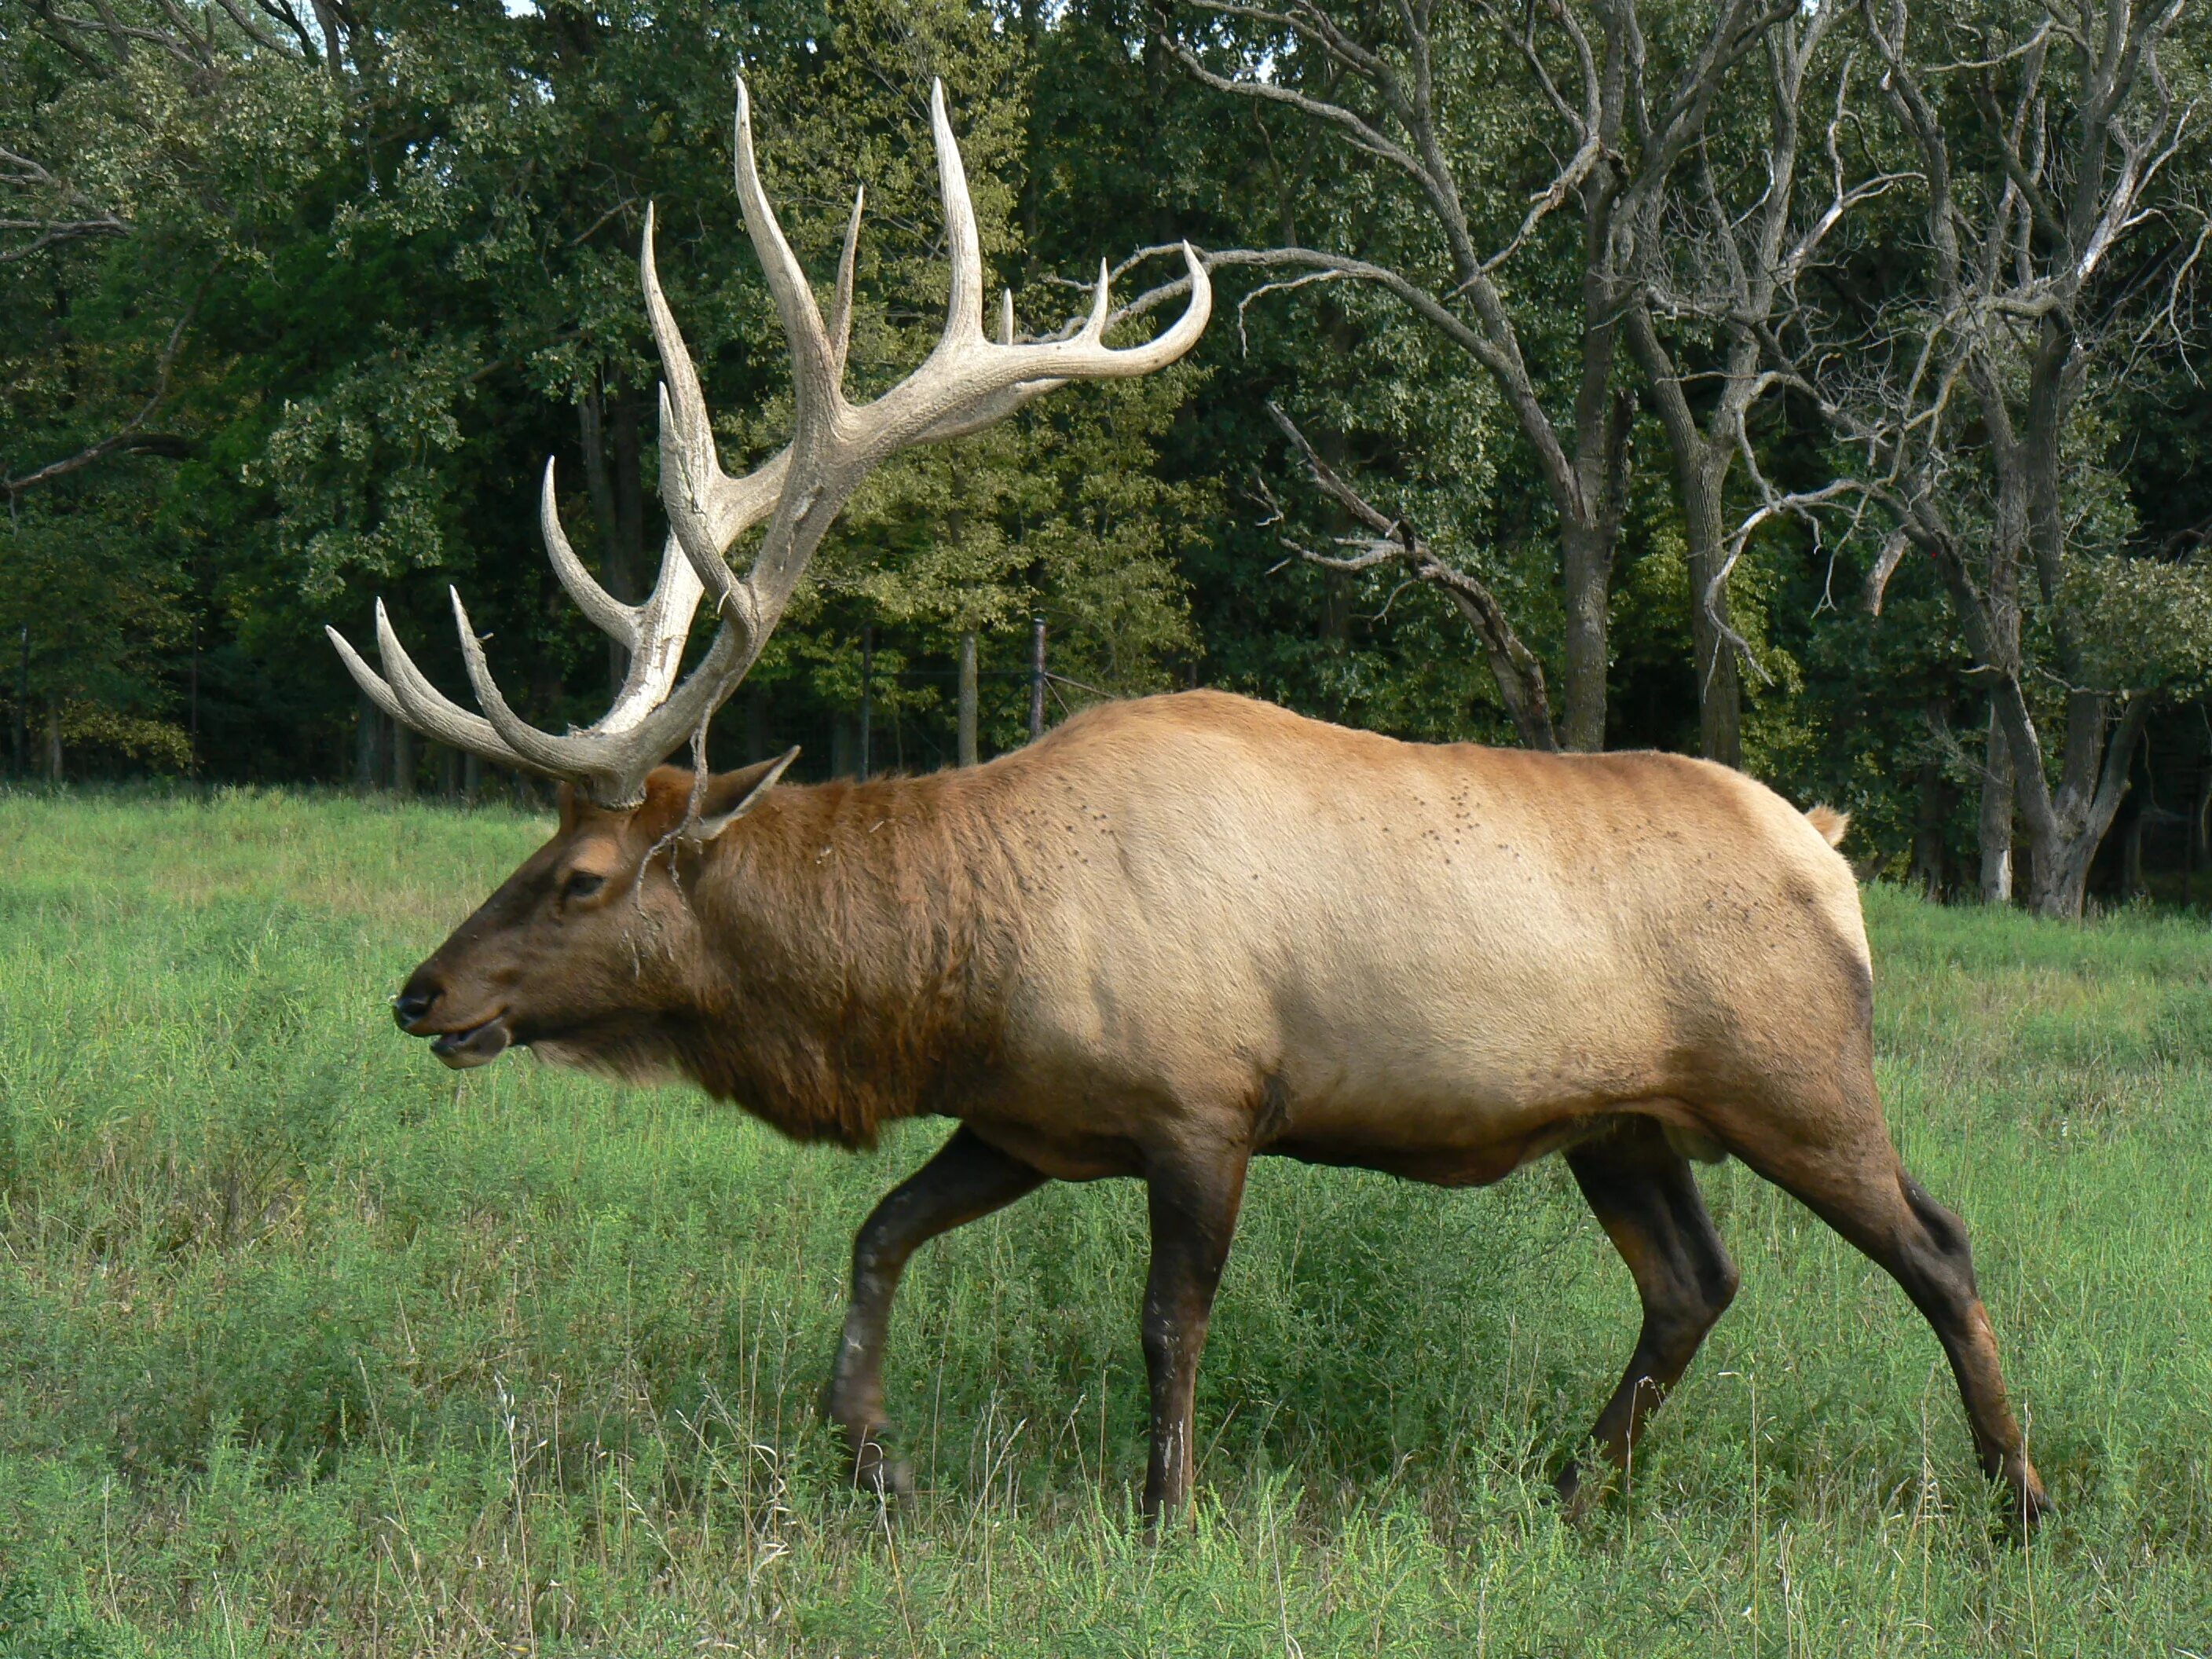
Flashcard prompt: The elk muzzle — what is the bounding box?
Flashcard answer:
[392,972,513,1068]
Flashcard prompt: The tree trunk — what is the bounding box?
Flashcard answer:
[1029,617,1047,742]
[1625,308,1741,767]
[1436,588,1558,751]
[391,719,415,798]
[1558,371,1629,753]
[859,625,873,780]
[1910,694,1952,897]
[958,631,979,767]
[2016,694,2148,920]
[12,624,27,780]
[1681,454,1742,769]
[1928,528,2145,923]
[580,375,644,694]
[1559,517,1612,753]
[2190,745,2212,906]
[1974,494,2024,904]
[44,701,62,783]
[2121,802,2146,899]
[463,749,482,804]
[1979,702,2014,904]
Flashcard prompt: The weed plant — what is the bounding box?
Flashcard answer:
[1,787,2208,1654]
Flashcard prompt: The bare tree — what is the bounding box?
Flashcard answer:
[1159,0,1790,750]
[20,0,336,76]
[1,295,203,504]
[1621,6,1903,765]
[1746,0,2202,915]
[0,145,130,265]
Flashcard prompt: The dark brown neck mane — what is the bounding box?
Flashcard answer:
[672,767,1028,1146]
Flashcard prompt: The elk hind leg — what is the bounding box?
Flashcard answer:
[1557,1116,1741,1516]
[826,1126,1045,1499]
[1724,1098,2052,1527]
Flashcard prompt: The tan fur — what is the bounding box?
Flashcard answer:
[1804,804,1850,847]
[397,688,2053,1525]
[404,689,1875,1177]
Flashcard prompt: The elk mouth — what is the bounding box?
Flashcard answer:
[429,1014,512,1068]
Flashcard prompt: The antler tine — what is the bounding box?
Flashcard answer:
[540,459,639,648]
[370,600,537,765]
[929,79,989,345]
[643,191,800,657]
[657,79,855,631]
[448,588,595,775]
[832,186,864,377]
[1028,241,1212,376]
[326,610,537,771]
[731,79,842,416]
[327,624,408,728]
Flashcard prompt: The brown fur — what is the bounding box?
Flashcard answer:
[677,769,1030,1144]
[391,688,2048,1526]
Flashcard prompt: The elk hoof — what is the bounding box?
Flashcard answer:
[1552,1459,1602,1523]
[846,1427,915,1506]
[2008,1471,2056,1536]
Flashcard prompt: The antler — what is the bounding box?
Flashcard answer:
[330,79,1211,808]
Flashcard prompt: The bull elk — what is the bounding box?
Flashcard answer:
[332,84,2050,1529]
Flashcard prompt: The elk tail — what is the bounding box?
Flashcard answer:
[1804,804,1850,848]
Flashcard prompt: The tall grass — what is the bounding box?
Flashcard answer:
[1,786,2208,1656]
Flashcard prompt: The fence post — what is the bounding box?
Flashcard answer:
[958,630,979,767]
[1029,615,1046,742]
[12,623,25,780]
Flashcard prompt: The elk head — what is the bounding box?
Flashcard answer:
[330,81,1210,1073]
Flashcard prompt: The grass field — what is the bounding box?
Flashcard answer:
[2,786,2209,1657]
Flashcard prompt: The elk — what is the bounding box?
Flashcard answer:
[333,84,2050,1530]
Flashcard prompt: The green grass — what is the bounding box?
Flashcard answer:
[2,786,2209,1657]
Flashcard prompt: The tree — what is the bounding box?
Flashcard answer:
[1159,0,1792,751]
[1764,0,2206,914]
[1621,1,1900,765]
[2,0,339,775]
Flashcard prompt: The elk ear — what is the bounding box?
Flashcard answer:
[682,746,801,843]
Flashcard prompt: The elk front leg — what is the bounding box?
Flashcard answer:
[1557,1118,1740,1517]
[826,1126,1045,1498]
[1141,1143,1248,1525]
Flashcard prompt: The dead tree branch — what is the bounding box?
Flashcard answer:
[1265,403,1559,750]
[3,294,203,503]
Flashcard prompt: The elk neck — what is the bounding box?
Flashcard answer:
[672,767,1030,1148]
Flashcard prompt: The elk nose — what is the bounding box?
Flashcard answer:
[392,986,436,1030]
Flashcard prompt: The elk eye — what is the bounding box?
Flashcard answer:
[562,870,606,903]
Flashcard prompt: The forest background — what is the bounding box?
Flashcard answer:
[5,0,2211,917]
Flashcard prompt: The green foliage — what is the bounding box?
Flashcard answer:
[0,1570,141,1659]
[2,0,2211,876]
[253,331,492,598]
